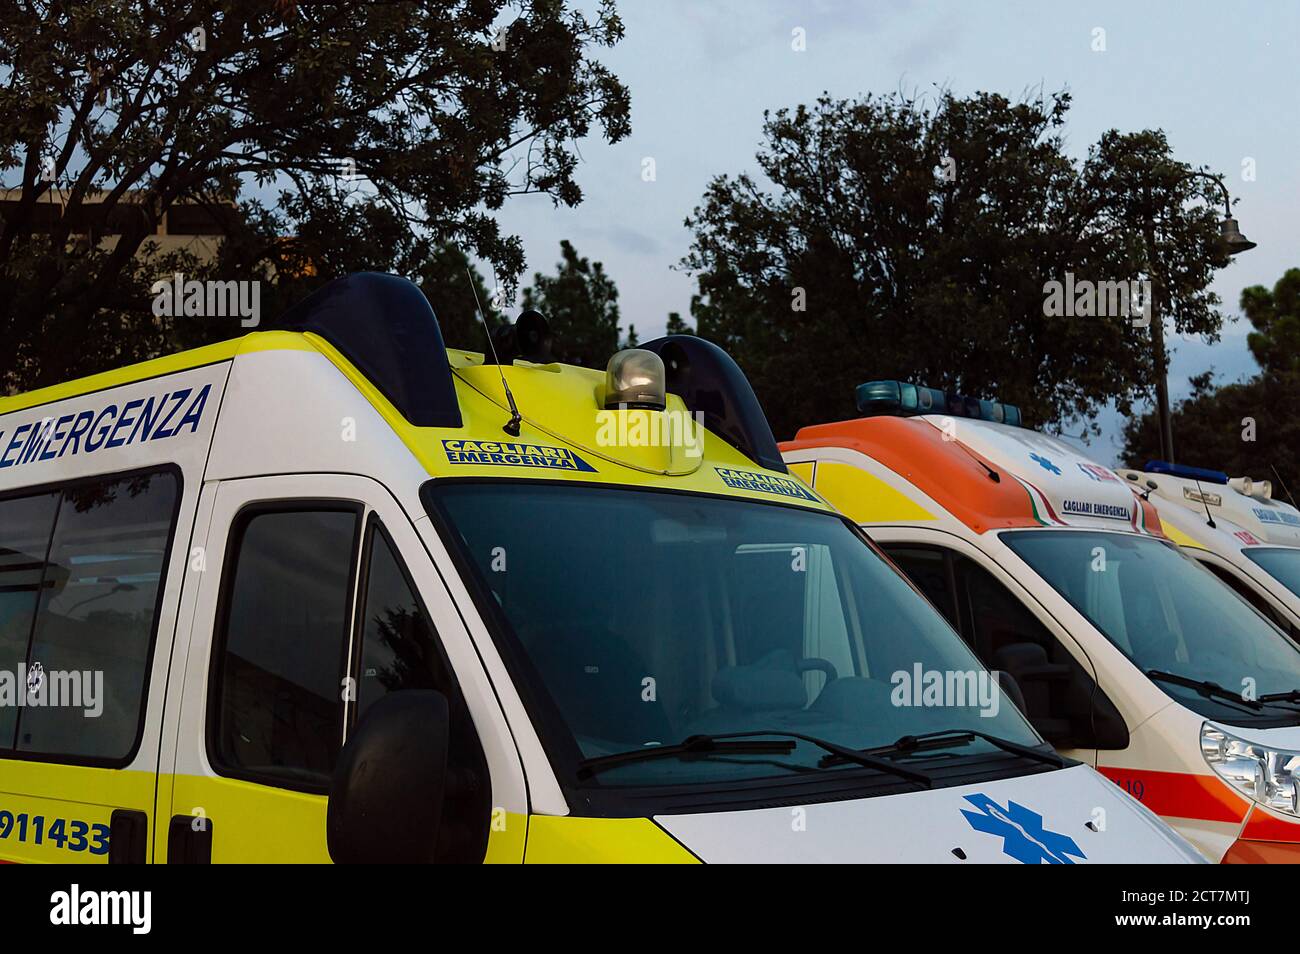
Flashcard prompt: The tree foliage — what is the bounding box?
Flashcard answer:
[521,238,634,367]
[0,0,629,392]
[1242,268,1300,377]
[1122,269,1300,495]
[682,89,1230,439]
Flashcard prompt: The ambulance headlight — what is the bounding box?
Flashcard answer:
[1202,723,1300,817]
[604,349,666,410]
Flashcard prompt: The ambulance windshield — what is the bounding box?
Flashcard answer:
[426,482,1043,794]
[1004,530,1300,724]
[1245,548,1300,600]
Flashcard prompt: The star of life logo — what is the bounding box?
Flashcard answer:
[959,792,1086,864]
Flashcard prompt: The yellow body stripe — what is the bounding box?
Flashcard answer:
[1161,520,1208,550]
[524,816,699,863]
[813,461,936,523]
[787,461,814,484]
[0,761,154,863]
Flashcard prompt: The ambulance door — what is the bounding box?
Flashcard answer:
[0,468,182,863]
[160,473,511,863]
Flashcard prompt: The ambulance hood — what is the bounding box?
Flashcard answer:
[917,417,1150,532]
[655,764,1205,863]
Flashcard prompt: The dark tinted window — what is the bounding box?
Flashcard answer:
[16,474,178,759]
[353,524,451,724]
[1200,559,1297,637]
[212,508,359,790]
[350,519,489,863]
[430,483,1040,789]
[1004,529,1300,726]
[958,559,1058,659]
[0,493,60,748]
[884,547,958,627]
[884,543,1125,748]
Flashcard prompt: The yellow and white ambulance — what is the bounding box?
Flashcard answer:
[0,279,1201,863]
[1114,462,1300,639]
[783,381,1300,863]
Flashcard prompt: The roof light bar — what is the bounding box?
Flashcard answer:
[1145,461,1229,485]
[855,380,1022,427]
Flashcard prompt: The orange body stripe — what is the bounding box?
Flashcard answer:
[1096,766,1250,825]
[1240,807,1300,842]
[1223,839,1300,863]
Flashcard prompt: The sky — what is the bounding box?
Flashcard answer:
[487,0,1300,465]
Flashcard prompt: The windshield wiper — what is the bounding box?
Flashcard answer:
[576,730,932,786]
[576,735,795,779]
[819,729,1064,770]
[1146,670,1264,711]
[1256,689,1300,707]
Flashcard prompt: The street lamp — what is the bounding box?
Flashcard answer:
[1145,171,1254,464]
[1220,216,1257,255]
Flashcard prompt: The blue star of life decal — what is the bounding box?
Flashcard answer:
[1030,453,1061,475]
[960,793,1086,864]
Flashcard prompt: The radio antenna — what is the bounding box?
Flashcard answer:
[468,267,522,437]
[1271,464,1298,509]
[1191,477,1217,529]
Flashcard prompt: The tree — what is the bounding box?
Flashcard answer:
[682,90,1230,439]
[1241,268,1300,376]
[1122,269,1300,494]
[0,0,630,392]
[168,187,503,353]
[521,239,635,367]
[665,310,693,335]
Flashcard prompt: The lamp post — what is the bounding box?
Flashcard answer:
[1145,172,1254,464]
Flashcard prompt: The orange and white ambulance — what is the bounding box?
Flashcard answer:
[783,381,1300,862]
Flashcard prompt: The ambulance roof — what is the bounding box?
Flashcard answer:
[783,414,1162,536]
[1,274,833,513]
[1117,465,1300,548]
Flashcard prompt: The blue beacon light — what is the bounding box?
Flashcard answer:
[855,380,1023,427]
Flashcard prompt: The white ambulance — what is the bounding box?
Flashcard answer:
[0,280,1201,863]
[1115,462,1300,639]
[783,381,1300,863]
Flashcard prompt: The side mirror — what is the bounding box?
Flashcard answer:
[327,690,451,864]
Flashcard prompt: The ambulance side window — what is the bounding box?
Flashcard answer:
[0,471,179,763]
[349,517,490,863]
[1199,559,1299,639]
[957,556,1127,748]
[883,548,959,630]
[210,506,361,792]
[884,544,1127,749]
[351,520,454,723]
[0,493,60,750]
